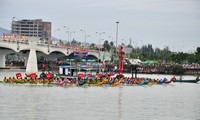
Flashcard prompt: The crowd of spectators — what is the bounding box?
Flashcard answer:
[5,59,200,75]
[182,63,200,70]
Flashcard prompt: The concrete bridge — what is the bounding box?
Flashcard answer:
[0,37,111,74]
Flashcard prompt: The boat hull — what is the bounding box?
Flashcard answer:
[174,80,199,83]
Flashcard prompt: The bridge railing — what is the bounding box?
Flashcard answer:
[37,42,69,49]
[0,38,29,45]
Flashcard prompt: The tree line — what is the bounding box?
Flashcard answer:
[100,40,200,64]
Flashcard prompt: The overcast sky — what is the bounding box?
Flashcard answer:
[0,0,200,53]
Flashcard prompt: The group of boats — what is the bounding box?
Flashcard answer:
[1,72,199,87]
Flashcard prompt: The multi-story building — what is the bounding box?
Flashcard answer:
[11,19,51,41]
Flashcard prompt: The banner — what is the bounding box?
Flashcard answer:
[74,52,88,59]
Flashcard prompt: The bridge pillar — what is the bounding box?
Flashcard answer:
[0,49,16,68]
[25,37,39,74]
[18,52,29,67]
[0,54,5,67]
[23,55,28,67]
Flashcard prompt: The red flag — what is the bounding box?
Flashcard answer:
[16,73,22,78]
[78,73,84,78]
[30,73,36,79]
[87,73,91,77]
[98,73,102,78]
[46,73,52,79]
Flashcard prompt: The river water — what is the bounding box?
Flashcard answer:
[0,70,200,120]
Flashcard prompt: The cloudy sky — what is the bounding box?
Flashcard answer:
[0,0,200,52]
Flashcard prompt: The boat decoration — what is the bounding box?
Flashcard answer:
[2,73,199,86]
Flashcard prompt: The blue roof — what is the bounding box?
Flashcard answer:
[60,65,90,69]
[60,66,71,68]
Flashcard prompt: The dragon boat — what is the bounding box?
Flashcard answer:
[174,79,200,83]
[1,71,180,87]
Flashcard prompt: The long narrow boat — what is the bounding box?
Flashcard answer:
[174,79,199,83]
[112,78,124,86]
[97,78,108,85]
[157,78,167,84]
[78,79,86,86]
[164,77,176,84]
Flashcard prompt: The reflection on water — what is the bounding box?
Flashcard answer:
[0,70,200,120]
[0,84,200,120]
[118,87,122,120]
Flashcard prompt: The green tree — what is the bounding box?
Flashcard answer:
[89,43,95,50]
[195,47,200,63]
[110,41,114,48]
[187,54,195,63]
[103,40,111,51]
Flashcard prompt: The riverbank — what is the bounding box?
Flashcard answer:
[1,66,199,76]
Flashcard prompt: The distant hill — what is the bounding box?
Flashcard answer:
[51,36,59,40]
[0,27,11,35]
